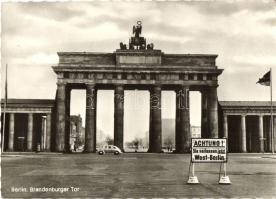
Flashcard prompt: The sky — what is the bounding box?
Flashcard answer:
[1,0,276,141]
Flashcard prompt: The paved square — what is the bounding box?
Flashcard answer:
[1,153,276,198]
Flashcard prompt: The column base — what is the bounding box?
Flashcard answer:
[147,149,163,153]
[175,147,191,153]
[82,150,96,153]
[173,149,190,154]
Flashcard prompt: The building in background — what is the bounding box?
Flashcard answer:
[219,101,276,153]
[69,115,83,150]
[0,99,54,152]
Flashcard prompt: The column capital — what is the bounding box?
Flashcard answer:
[199,86,218,92]
[115,84,124,91]
[180,84,189,88]
[200,89,207,94]
[57,82,66,87]
[175,85,189,91]
[115,84,124,87]
[150,85,162,92]
[86,83,96,89]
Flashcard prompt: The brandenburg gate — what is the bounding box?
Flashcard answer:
[52,21,223,153]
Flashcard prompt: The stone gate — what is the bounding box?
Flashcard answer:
[52,22,223,153]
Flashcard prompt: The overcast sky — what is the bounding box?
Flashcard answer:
[1,1,276,141]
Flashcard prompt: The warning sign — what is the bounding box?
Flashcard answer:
[191,138,227,163]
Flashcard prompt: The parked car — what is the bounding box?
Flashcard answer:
[98,145,122,155]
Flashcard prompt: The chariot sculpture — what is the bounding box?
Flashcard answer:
[120,21,154,50]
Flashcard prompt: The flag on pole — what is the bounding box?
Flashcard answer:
[2,64,8,152]
[257,70,271,86]
[5,64,8,102]
[257,68,274,153]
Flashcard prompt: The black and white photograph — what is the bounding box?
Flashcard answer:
[1,0,276,198]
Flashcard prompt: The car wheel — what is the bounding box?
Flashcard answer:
[114,151,119,155]
[99,151,104,155]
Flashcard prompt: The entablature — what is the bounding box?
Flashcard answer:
[56,50,219,68]
[222,108,276,116]
[1,107,53,114]
[52,67,222,84]
[56,78,219,89]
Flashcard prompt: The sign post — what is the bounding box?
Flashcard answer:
[187,138,231,184]
[219,162,231,184]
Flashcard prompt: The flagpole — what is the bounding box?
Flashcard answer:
[1,64,8,152]
[270,67,274,154]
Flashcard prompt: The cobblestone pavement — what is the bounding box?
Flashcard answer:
[1,153,276,198]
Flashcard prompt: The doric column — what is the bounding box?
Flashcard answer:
[41,116,47,151]
[114,85,124,151]
[27,113,33,151]
[268,116,276,153]
[70,121,74,147]
[258,115,264,153]
[241,115,247,152]
[175,91,180,150]
[8,113,15,151]
[84,84,97,153]
[175,86,190,153]
[267,116,272,152]
[46,113,51,151]
[148,85,162,153]
[55,82,66,152]
[207,87,219,138]
[64,87,71,153]
[201,90,208,138]
[273,115,276,152]
[223,114,228,138]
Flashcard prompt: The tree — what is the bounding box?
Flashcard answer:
[164,136,173,150]
[133,139,139,150]
[125,141,133,148]
[105,135,114,145]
